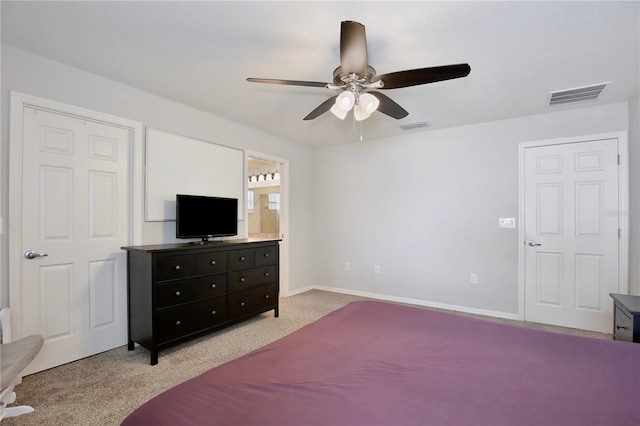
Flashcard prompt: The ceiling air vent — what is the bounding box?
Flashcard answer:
[399,120,432,130]
[548,82,610,106]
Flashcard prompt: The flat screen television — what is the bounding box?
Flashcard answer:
[175,194,238,242]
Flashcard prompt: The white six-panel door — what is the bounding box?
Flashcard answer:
[20,106,130,374]
[524,138,619,333]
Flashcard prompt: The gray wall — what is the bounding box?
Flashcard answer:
[313,102,632,315]
[1,44,637,318]
[0,45,315,304]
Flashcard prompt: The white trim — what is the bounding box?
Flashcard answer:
[308,286,519,321]
[8,91,143,339]
[517,131,630,321]
[286,285,315,297]
[246,151,290,298]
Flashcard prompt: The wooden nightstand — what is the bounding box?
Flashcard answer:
[609,293,640,343]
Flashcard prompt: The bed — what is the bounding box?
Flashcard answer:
[122,301,640,425]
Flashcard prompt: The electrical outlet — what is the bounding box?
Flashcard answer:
[374,265,381,274]
[470,274,478,284]
[344,262,351,271]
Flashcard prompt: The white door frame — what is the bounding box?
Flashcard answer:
[517,131,630,321]
[8,91,144,339]
[245,151,290,297]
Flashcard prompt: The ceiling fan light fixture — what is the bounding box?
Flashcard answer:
[353,104,371,121]
[336,91,355,111]
[330,91,356,119]
[330,103,349,119]
[359,93,379,115]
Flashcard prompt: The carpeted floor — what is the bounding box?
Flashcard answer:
[2,290,610,426]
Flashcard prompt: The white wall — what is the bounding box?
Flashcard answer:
[0,45,315,304]
[629,91,640,296]
[313,102,630,315]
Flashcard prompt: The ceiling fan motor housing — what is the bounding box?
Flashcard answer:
[333,65,377,85]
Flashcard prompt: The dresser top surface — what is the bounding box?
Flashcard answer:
[122,238,280,253]
[610,293,640,315]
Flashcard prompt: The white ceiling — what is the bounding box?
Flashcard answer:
[2,1,638,147]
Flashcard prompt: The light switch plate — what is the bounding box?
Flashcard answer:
[499,218,516,228]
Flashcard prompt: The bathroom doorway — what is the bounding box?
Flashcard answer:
[247,157,282,239]
[247,154,289,296]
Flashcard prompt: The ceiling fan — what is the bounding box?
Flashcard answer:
[247,21,471,122]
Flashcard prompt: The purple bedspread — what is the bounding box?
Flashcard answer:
[122,301,640,425]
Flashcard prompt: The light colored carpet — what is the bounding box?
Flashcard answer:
[2,290,610,426]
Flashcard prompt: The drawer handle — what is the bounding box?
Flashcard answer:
[239,256,246,261]
[240,277,245,283]
[210,283,217,289]
[265,294,270,299]
[210,260,216,265]
[175,291,181,297]
[176,320,181,326]
[174,265,181,271]
[240,301,245,307]
[264,253,269,257]
[211,310,216,315]
[616,325,628,330]
[264,272,269,277]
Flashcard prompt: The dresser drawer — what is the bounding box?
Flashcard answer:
[156,274,227,308]
[196,251,227,275]
[191,274,227,299]
[228,284,277,319]
[614,306,633,342]
[157,297,227,344]
[156,254,194,282]
[157,279,192,308]
[228,248,255,270]
[228,265,277,293]
[255,245,277,266]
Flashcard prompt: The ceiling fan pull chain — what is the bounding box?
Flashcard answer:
[360,120,363,142]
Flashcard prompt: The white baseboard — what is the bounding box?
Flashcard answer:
[285,285,315,297]
[293,285,519,321]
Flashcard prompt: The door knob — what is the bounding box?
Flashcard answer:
[24,250,48,259]
[527,241,542,247]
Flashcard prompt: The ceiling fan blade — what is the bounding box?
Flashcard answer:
[340,21,368,76]
[373,64,471,89]
[247,78,329,88]
[369,92,409,119]
[303,96,338,120]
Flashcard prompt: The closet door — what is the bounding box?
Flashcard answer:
[523,138,619,333]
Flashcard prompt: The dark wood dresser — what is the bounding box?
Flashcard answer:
[122,238,280,364]
[609,293,640,343]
